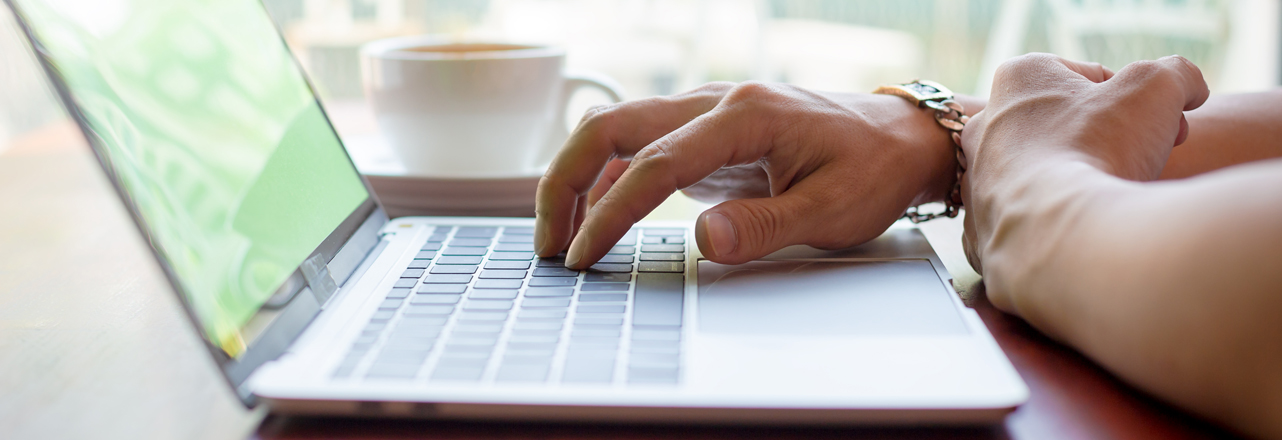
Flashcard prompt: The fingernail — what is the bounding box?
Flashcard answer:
[704,212,737,257]
[565,236,586,268]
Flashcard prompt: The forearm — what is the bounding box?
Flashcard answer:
[980,158,1282,438]
[1163,90,1282,179]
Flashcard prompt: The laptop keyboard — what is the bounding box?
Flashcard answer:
[331,225,687,385]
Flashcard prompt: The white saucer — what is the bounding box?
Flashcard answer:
[344,134,541,218]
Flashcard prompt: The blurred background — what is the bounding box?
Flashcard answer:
[2,0,1279,153]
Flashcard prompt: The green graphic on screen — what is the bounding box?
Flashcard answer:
[15,0,370,355]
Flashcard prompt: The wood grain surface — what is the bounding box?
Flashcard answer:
[0,124,1239,440]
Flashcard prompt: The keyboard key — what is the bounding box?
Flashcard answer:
[403,305,454,316]
[580,283,629,292]
[479,269,526,279]
[562,359,615,383]
[455,323,504,333]
[421,242,443,251]
[506,342,558,352]
[391,327,443,338]
[454,227,498,238]
[436,355,490,367]
[382,337,436,350]
[469,289,518,300]
[632,328,681,341]
[528,277,576,287]
[638,262,685,273]
[364,322,389,332]
[448,238,492,247]
[644,228,685,236]
[406,259,431,269]
[494,243,534,252]
[490,251,534,260]
[436,256,483,265]
[642,237,665,244]
[385,288,411,299]
[532,267,578,277]
[496,364,549,382]
[400,268,425,278]
[417,284,466,294]
[628,367,679,384]
[399,316,449,326]
[446,336,499,347]
[365,364,420,379]
[640,253,684,262]
[430,265,478,274]
[634,273,683,326]
[424,274,473,284]
[640,244,683,253]
[431,226,455,234]
[573,328,622,338]
[442,247,487,256]
[508,333,559,344]
[567,341,621,352]
[607,246,635,255]
[578,305,626,313]
[369,311,396,321]
[630,344,680,355]
[463,300,513,311]
[431,367,484,381]
[535,257,566,267]
[587,263,632,273]
[597,255,634,264]
[524,287,573,297]
[575,316,624,325]
[663,237,686,245]
[629,353,680,368]
[513,321,562,331]
[502,354,554,364]
[580,293,627,302]
[484,261,531,270]
[517,309,567,320]
[410,294,460,305]
[426,233,449,242]
[474,279,523,289]
[615,230,639,247]
[379,298,404,309]
[415,251,437,259]
[497,234,535,243]
[522,298,571,308]
[503,226,535,235]
[585,273,631,283]
[458,311,509,321]
[393,279,416,289]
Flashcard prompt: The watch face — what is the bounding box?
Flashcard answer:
[907,82,940,96]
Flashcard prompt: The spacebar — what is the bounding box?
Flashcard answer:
[633,273,684,327]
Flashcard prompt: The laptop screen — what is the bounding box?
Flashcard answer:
[11,0,370,357]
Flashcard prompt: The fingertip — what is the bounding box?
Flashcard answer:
[697,211,738,259]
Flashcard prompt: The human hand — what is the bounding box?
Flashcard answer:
[959,53,1209,280]
[534,81,964,268]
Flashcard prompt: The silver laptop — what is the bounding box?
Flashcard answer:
[7,0,1027,424]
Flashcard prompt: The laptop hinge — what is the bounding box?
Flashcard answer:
[299,253,339,304]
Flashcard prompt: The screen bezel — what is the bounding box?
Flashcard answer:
[2,0,389,406]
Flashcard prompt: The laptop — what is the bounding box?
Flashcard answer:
[6,0,1028,424]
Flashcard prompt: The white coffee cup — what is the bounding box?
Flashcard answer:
[361,36,624,178]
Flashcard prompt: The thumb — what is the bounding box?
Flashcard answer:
[695,194,817,265]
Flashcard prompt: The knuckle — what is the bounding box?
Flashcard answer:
[578,103,615,127]
[725,80,780,103]
[693,81,736,94]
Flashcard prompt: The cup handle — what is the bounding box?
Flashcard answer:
[537,69,626,170]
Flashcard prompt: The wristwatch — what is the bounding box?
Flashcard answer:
[873,80,968,222]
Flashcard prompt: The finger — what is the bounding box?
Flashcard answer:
[587,158,630,210]
[534,83,734,257]
[1053,58,1115,83]
[564,86,789,267]
[694,191,825,264]
[1110,55,1210,112]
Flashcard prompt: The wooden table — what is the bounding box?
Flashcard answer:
[0,123,1236,440]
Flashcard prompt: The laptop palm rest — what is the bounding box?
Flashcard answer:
[697,260,967,335]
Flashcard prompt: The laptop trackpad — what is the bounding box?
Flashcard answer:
[696,260,966,335]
